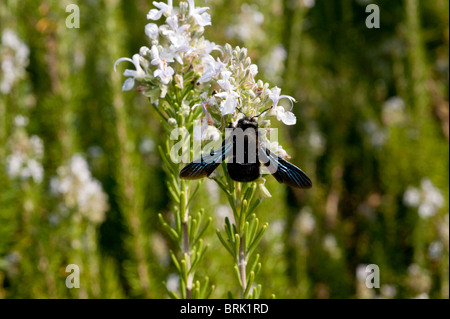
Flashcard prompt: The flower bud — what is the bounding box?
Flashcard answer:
[247,89,256,99]
[239,48,248,61]
[224,43,233,56]
[175,74,184,89]
[168,118,178,127]
[244,57,252,68]
[258,178,272,198]
[139,46,151,58]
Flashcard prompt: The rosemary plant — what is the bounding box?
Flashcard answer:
[115,0,299,299]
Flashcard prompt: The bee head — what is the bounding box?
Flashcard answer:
[237,116,258,130]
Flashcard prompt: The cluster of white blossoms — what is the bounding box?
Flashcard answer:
[115,0,298,158]
[50,154,109,225]
[260,45,287,85]
[0,29,29,94]
[6,116,44,184]
[403,178,445,219]
[225,3,264,43]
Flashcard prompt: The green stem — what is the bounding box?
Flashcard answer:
[180,179,193,299]
[234,183,247,298]
[238,235,247,298]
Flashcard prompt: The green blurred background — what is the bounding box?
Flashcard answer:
[0,0,448,299]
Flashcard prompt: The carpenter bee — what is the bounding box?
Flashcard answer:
[179,116,312,189]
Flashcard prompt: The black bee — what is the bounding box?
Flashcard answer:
[179,116,312,189]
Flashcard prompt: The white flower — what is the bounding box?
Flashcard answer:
[150,46,175,84]
[248,64,258,77]
[215,71,239,115]
[166,273,179,292]
[6,131,44,184]
[273,106,296,125]
[302,0,316,8]
[114,54,147,91]
[428,241,443,260]
[193,120,221,141]
[150,45,174,65]
[162,18,193,64]
[6,153,24,178]
[323,234,341,259]
[297,207,316,235]
[52,154,109,224]
[14,115,29,127]
[422,178,445,208]
[356,264,369,282]
[147,0,173,20]
[260,45,287,81]
[145,23,159,40]
[380,285,397,299]
[70,154,91,183]
[1,29,29,94]
[418,203,436,219]
[269,87,297,125]
[197,55,226,83]
[197,39,222,56]
[404,187,421,207]
[30,135,44,158]
[23,159,44,183]
[382,96,405,125]
[139,137,155,154]
[188,0,211,27]
[257,177,272,198]
[309,130,326,153]
[404,178,444,219]
[226,4,264,42]
[267,141,290,159]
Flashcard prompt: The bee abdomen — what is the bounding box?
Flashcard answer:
[227,163,260,182]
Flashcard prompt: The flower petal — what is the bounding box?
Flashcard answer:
[220,96,237,115]
[282,111,296,125]
[147,9,163,20]
[145,23,159,39]
[114,57,134,72]
[122,77,135,91]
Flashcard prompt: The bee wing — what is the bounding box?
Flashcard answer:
[260,147,312,189]
[179,142,232,180]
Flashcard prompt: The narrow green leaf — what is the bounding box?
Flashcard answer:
[233,265,243,288]
[193,217,211,247]
[248,254,260,275]
[163,281,180,299]
[200,277,210,299]
[216,229,234,256]
[169,250,181,273]
[247,223,268,257]
[246,198,262,219]
[243,271,254,298]
[168,186,180,204]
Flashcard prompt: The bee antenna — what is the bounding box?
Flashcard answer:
[236,107,246,115]
[255,107,272,118]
